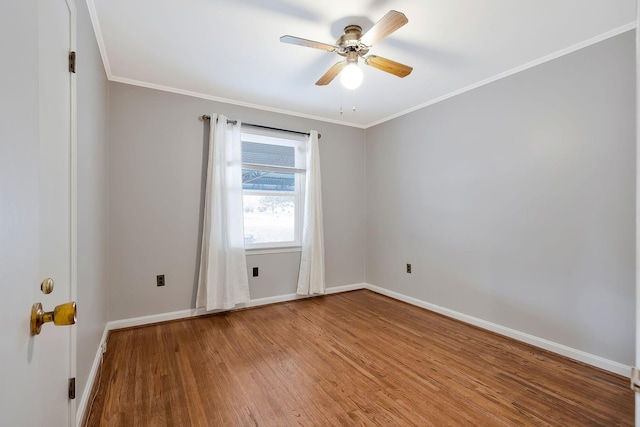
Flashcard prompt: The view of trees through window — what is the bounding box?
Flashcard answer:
[243,195,295,245]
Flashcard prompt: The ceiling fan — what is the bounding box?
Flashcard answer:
[280,10,413,87]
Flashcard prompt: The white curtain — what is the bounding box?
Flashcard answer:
[196,114,250,310]
[297,130,326,295]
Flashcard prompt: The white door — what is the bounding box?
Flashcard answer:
[0,0,76,425]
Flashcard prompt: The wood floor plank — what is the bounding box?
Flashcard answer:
[85,290,632,426]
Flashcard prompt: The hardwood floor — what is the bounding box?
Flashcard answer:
[85,290,632,426]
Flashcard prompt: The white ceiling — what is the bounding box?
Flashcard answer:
[88,0,636,128]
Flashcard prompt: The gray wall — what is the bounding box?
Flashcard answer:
[76,0,110,409]
[365,31,636,364]
[107,83,366,320]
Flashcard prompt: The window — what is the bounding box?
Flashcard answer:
[241,132,306,250]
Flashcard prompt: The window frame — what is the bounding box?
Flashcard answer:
[241,131,306,251]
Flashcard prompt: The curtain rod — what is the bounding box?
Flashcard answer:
[199,115,320,139]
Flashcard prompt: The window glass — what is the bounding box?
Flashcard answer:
[243,195,296,245]
[241,133,305,249]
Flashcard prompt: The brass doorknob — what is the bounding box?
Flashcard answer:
[31,301,77,336]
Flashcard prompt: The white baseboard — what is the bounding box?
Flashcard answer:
[76,327,109,427]
[365,283,631,377]
[106,283,367,331]
[107,307,199,330]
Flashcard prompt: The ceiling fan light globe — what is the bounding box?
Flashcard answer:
[340,63,363,89]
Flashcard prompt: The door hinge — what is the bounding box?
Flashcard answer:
[68,377,76,400]
[631,367,640,392]
[68,51,76,73]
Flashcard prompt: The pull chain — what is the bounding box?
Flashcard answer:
[351,87,357,112]
[338,87,357,115]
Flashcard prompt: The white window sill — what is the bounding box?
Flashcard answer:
[245,246,302,255]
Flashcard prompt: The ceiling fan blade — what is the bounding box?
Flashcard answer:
[360,10,408,46]
[316,61,346,85]
[280,35,337,52]
[364,55,413,78]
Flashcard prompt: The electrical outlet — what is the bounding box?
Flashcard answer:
[406,264,412,274]
[252,267,259,277]
[157,274,165,287]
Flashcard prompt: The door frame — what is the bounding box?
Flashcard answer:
[66,0,78,424]
[631,0,640,427]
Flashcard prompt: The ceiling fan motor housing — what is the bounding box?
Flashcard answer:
[337,25,369,58]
